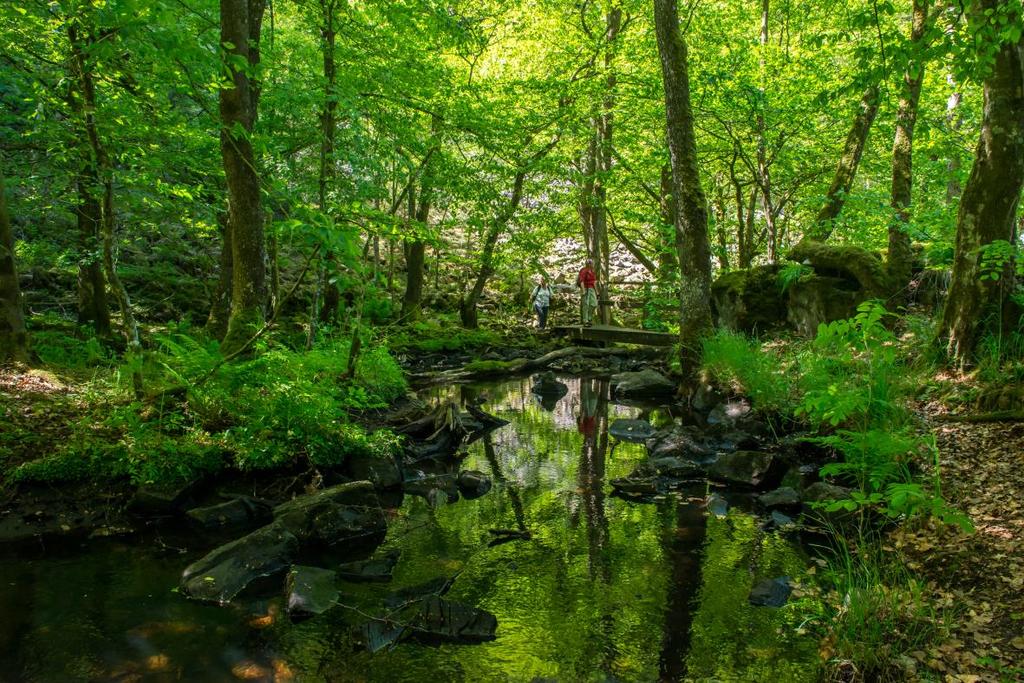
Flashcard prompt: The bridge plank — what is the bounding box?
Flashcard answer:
[549,324,675,347]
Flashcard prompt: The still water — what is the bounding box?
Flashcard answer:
[0,376,818,682]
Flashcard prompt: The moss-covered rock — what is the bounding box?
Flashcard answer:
[710,264,786,334]
[787,241,892,299]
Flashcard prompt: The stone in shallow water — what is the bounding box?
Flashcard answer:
[273,482,387,546]
[611,370,676,399]
[405,596,498,643]
[285,565,339,618]
[706,493,729,518]
[457,470,492,500]
[531,371,568,398]
[708,450,777,488]
[180,522,298,604]
[748,576,793,607]
[338,550,401,583]
[609,419,657,442]
[758,486,801,510]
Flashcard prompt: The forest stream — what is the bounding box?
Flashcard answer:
[0,374,819,682]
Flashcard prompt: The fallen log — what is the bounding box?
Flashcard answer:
[409,346,642,384]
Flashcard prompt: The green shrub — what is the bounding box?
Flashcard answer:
[31,329,113,369]
[701,329,794,413]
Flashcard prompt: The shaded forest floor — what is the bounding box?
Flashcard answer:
[893,405,1024,681]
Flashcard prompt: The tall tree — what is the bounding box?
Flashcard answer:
[887,0,935,292]
[0,164,28,364]
[801,83,881,243]
[401,116,440,322]
[654,0,713,373]
[219,0,268,355]
[67,13,143,395]
[940,0,1024,364]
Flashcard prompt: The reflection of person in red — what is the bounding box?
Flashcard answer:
[576,379,599,438]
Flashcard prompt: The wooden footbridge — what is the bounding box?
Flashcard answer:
[549,324,675,347]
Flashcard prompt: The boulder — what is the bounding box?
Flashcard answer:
[649,456,706,479]
[758,487,801,511]
[611,370,676,400]
[346,453,403,490]
[129,478,204,516]
[338,550,401,583]
[802,481,852,505]
[274,481,387,546]
[609,419,657,442]
[646,426,716,462]
[456,470,492,500]
[710,264,787,334]
[185,496,273,531]
[180,522,298,603]
[708,450,778,488]
[285,565,339,618]
[748,576,792,607]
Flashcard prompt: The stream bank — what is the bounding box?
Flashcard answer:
[0,371,826,681]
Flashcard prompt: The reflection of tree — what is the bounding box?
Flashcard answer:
[657,499,707,682]
[482,432,526,533]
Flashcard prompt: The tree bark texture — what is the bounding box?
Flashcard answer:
[207,210,233,338]
[654,0,714,373]
[219,0,268,355]
[940,3,1024,364]
[804,83,881,242]
[887,0,932,293]
[0,166,29,364]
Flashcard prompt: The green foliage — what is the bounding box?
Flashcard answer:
[701,329,794,414]
[776,261,813,293]
[389,318,500,354]
[802,534,949,680]
[30,329,113,369]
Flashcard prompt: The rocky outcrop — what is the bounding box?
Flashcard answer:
[710,264,787,334]
[273,482,386,546]
[180,522,299,603]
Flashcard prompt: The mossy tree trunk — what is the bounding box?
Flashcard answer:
[887,0,934,294]
[0,165,29,364]
[219,0,268,356]
[68,19,143,396]
[654,0,713,374]
[940,1,1024,365]
[801,83,881,243]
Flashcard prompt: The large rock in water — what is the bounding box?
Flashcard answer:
[185,495,273,531]
[646,426,716,462]
[286,565,339,618]
[273,481,386,546]
[531,371,569,398]
[180,522,299,603]
[708,450,778,488]
[404,596,498,643]
[611,370,676,399]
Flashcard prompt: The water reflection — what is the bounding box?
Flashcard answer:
[0,375,818,682]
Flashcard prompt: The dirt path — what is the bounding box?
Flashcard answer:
[893,417,1024,681]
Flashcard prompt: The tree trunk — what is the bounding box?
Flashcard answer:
[207,210,233,339]
[69,21,143,396]
[656,162,678,278]
[0,166,29,364]
[940,3,1024,364]
[66,61,110,337]
[887,0,932,293]
[654,0,714,374]
[401,117,440,322]
[73,172,110,336]
[802,83,881,242]
[461,171,527,328]
[219,0,268,355]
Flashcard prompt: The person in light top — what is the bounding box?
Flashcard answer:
[529,275,554,330]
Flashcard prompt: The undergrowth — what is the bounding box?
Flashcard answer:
[5,327,407,488]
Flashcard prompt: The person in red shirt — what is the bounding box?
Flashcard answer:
[577,258,598,326]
